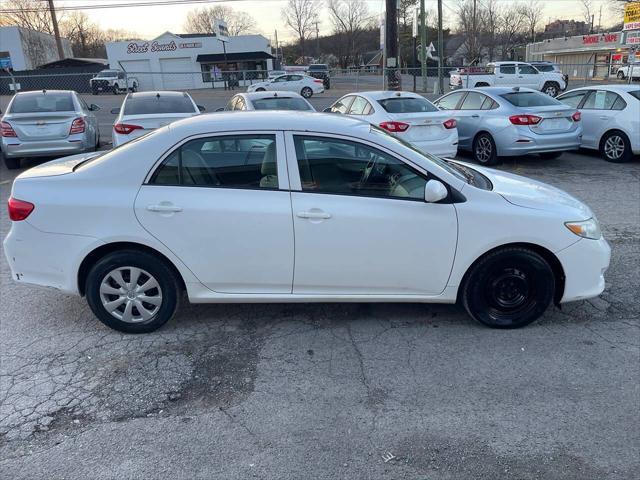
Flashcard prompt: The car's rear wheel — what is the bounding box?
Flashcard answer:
[131,83,138,92]
[543,82,560,97]
[301,87,313,98]
[4,156,20,169]
[600,130,632,163]
[85,250,180,333]
[112,84,120,95]
[472,132,499,165]
[256,87,266,92]
[539,151,563,160]
[462,247,555,329]
[475,82,490,87]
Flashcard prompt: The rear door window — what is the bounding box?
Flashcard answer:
[348,96,370,115]
[581,90,625,110]
[460,92,488,110]
[331,96,355,114]
[10,93,75,113]
[124,95,196,115]
[499,64,516,74]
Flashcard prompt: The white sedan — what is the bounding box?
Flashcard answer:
[247,74,324,98]
[220,91,315,112]
[4,112,610,333]
[327,91,458,158]
[111,91,204,147]
[556,85,639,162]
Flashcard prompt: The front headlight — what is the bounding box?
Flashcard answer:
[565,218,601,240]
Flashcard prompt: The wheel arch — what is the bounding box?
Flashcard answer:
[457,242,566,306]
[77,241,187,296]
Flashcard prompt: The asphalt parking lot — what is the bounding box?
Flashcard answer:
[0,95,639,479]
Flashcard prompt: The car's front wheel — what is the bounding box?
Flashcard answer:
[85,250,180,333]
[472,132,499,165]
[542,82,560,97]
[301,87,313,98]
[462,247,555,329]
[112,84,120,94]
[617,71,625,80]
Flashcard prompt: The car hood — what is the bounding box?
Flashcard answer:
[17,151,102,179]
[458,162,594,219]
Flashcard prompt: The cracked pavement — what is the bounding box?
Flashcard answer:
[1,146,639,479]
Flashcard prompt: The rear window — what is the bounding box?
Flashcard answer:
[629,90,640,101]
[10,93,75,113]
[500,91,560,107]
[378,97,438,113]
[123,95,195,115]
[533,64,554,72]
[252,97,312,111]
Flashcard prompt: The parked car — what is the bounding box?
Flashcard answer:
[434,87,582,165]
[1,90,100,170]
[615,62,640,80]
[556,85,640,162]
[307,64,331,89]
[247,74,324,98]
[111,91,204,147]
[219,91,315,111]
[4,111,610,333]
[529,61,569,87]
[449,62,568,97]
[326,91,458,158]
[90,69,138,95]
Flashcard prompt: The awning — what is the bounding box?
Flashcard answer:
[197,51,274,63]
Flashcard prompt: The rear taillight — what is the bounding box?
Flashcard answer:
[313,79,323,84]
[509,114,542,126]
[572,111,581,122]
[1,121,16,137]
[379,121,410,133]
[8,197,34,221]
[69,117,86,134]
[114,123,143,135]
[443,119,457,129]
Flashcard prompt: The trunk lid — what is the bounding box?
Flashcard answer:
[5,112,78,141]
[388,112,453,142]
[520,105,577,134]
[16,152,102,179]
[116,113,195,140]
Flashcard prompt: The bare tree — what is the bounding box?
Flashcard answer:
[484,0,500,61]
[580,0,595,32]
[519,0,545,43]
[282,0,320,61]
[0,0,61,34]
[184,5,257,36]
[457,0,486,64]
[326,0,370,67]
[497,4,527,60]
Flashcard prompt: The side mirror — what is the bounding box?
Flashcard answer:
[197,105,206,112]
[110,108,120,115]
[424,180,448,203]
[215,107,225,112]
[89,104,100,111]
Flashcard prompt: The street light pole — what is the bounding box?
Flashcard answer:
[437,0,444,94]
[385,0,400,90]
[420,0,427,92]
[47,0,65,60]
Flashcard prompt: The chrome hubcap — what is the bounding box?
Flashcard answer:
[476,137,492,162]
[99,267,162,323]
[604,136,624,159]
[545,86,556,96]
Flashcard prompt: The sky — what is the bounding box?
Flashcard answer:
[50,0,622,43]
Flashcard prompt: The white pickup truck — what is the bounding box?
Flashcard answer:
[616,63,640,80]
[90,69,139,95]
[449,61,567,96]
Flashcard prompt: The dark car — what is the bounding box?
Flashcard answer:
[307,64,331,89]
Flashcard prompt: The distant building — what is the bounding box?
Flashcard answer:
[544,20,589,38]
[0,26,73,70]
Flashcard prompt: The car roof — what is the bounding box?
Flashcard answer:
[446,87,539,95]
[564,85,640,93]
[346,90,428,102]
[127,91,190,98]
[169,111,370,136]
[13,89,75,96]
[240,91,305,100]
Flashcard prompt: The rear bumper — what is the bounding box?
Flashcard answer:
[557,236,611,303]
[495,126,582,156]
[1,136,90,158]
[409,137,458,158]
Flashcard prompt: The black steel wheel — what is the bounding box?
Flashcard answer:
[472,132,499,166]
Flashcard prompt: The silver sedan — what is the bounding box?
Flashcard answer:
[1,90,100,169]
[434,87,582,165]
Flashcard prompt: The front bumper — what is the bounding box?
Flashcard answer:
[1,135,90,158]
[496,126,582,156]
[556,236,611,303]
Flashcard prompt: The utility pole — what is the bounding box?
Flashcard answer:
[473,0,477,62]
[437,0,444,94]
[315,21,320,61]
[420,0,427,92]
[47,0,65,60]
[274,30,280,69]
[385,0,400,90]
[598,5,602,33]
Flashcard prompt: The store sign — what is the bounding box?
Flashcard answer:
[623,2,640,31]
[126,40,201,54]
[626,31,640,45]
[582,33,619,45]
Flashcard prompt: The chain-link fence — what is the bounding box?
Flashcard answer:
[1,64,638,99]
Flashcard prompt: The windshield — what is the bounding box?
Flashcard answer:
[97,70,118,77]
[378,97,438,113]
[629,90,640,100]
[370,125,467,183]
[10,93,74,113]
[123,95,196,115]
[252,97,313,111]
[500,91,561,107]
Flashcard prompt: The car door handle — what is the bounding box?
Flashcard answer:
[471,114,480,118]
[297,211,331,219]
[146,204,182,213]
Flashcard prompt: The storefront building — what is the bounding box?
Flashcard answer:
[526,31,631,79]
[106,31,274,90]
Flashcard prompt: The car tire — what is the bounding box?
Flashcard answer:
[462,247,555,329]
[301,87,313,98]
[85,249,181,333]
[472,132,499,166]
[256,87,266,92]
[617,71,625,80]
[539,151,563,160]
[600,130,633,163]
[113,84,120,95]
[131,83,138,93]
[92,88,100,95]
[475,82,489,87]
[542,82,560,97]
[4,156,20,169]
